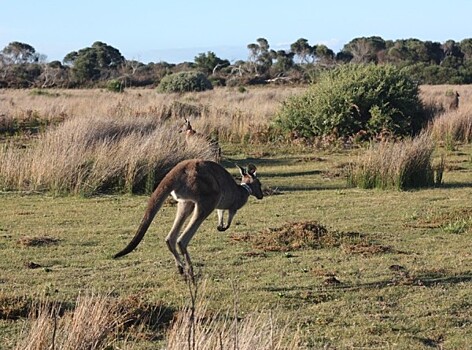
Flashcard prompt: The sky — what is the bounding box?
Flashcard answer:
[1,0,472,64]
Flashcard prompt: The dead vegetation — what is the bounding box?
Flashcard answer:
[17,235,59,247]
[232,220,390,256]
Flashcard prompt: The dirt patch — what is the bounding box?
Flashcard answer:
[409,208,472,231]
[231,221,382,253]
[342,242,392,256]
[17,235,59,247]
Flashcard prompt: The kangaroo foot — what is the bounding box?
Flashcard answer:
[217,225,228,232]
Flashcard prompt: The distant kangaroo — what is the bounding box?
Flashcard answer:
[448,91,460,110]
[114,159,263,278]
[180,118,222,163]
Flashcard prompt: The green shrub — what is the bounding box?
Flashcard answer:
[157,71,213,93]
[106,79,124,93]
[275,64,426,139]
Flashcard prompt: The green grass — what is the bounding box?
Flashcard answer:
[1,144,471,349]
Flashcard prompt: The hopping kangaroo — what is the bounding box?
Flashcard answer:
[180,118,221,163]
[114,159,263,277]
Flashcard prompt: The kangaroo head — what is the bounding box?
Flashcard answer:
[179,118,195,134]
[238,164,263,200]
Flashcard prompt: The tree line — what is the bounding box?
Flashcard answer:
[1,36,472,89]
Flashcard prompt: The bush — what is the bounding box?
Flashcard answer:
[106,79,124,93]
[275,64,426,139]
[157,71,213,93]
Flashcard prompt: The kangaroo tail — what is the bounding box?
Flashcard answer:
[113,180,173,259]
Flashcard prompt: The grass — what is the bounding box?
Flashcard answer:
[0,114,215,195]
[347,133,438,190]
[0,85,471,348]
[0,142,471,348]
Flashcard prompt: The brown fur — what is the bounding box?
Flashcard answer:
[114,159,263,278]
[448,91,460,110]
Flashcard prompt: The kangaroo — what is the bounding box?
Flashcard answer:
[180,118,222,163]
[448,91,460,111]
[114,159,263,278]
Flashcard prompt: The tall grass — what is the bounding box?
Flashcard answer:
[14,292,301,350]
[15,294,125,350]
[0,87,302,143]
[421,84,472,148]
[348,133,437,190]
[167,303,300,350]
[428,109,472,149]
[0,115,214,195]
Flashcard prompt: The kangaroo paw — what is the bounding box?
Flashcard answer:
[217,225,228,232]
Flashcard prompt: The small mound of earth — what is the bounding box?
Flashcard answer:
[232,221,363,252]
[17,236,59,247]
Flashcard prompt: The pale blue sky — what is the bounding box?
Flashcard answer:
[1,0,471,63]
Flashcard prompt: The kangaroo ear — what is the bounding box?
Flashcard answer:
[236,164,247,176]
[247,164,257,176]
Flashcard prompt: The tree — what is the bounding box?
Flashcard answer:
[290,38,314,64]
[460,38,472,61]
[314,44,335,64]
[71,48,100,83]
[194,51,230,75]
[270,50,295,77]
[64,42,125,84]
[247,38,272,75]
[1,41,38,64]
[91,41,125,69]
[342,36,386,63]
[441,40,464,68]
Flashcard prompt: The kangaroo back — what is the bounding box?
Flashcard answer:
[113,177,174,258]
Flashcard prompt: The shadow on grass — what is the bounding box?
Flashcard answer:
[222,157,292,168]
[277,184,349,192]
[261,272,472,300]
[437,181,472,189]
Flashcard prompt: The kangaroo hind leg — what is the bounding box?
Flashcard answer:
[177,202,215,280]
[165,200,195,275]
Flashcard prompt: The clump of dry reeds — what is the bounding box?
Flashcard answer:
[15,294,126,350]
[166,294,300,350]
[347,133,438,190]
[0,114,214,195]
[428,109,472,149]
[13,289,301,350]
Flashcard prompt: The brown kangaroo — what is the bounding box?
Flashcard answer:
[448,91,460,110]
[180,118,222,163]
[114,159,263,278]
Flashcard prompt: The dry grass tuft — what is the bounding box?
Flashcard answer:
[428,109,472,149]
[17,235,59,247]
[0,114,214,195]
[15,294,127,350]
[347,133,438,190]
[166,296,301,350]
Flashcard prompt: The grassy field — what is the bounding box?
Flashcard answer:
[0,86,471,349]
